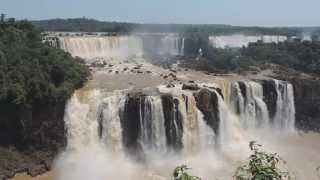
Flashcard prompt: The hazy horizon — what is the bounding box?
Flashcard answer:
[2,0,320,27]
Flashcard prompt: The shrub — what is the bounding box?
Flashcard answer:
[173,165,201,180]
[234,141,290,180]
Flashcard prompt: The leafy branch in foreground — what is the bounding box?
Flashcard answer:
[234,141,290,180]
[173,165,201,180]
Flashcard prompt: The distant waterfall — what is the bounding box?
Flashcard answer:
[59,36,144,61]
[59,34,184,62]
[158,35,181,55]
[209,35,287,48]
[141,34,184,56]
[180,38,185,56]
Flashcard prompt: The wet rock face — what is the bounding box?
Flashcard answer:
[194,89,220,135]
[0,101,66,179]
[182,83,200,91]
[289,78,320,131]
[121,93,145,152]
[0,102,66,149]
[238,81,247,104]
[161,94,183,150]
[261,80,278,121]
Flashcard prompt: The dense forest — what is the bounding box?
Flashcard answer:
[0,20,89,107]
[241,40,320,74]
[181,35,320,77]
[0,19,90,147]
[33,18,304,36]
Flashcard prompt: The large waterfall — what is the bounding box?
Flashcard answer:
[59,36,144,61]
[54,78,298,180]
[58,34,184,62]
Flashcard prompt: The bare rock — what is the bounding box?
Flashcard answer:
[182,83,200,91]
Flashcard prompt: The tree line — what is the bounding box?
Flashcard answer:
[32,17,302,36]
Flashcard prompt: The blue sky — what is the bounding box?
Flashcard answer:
[1,0,319,26]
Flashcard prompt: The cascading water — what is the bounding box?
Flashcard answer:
[273,80,296,131]
[141,34,184,56]
[180,38,185,56]
[216,89,245,146]
[98,95,126,153]
[137,96,167,153]
[230,81,270,129]
[56,78,299,180]
[158,35,181,56]
[59,36,144,62]
[209,35,287,48]
[64,90,102,150]
[58,34,184,62]
[180,92,215,153]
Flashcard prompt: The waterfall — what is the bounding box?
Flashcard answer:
[64,79,296,155]
[229,80,296,131]
[209,35,287,48]
[59,78,299,179]
[59,34,184,62]
[159,35,181,55]
[138,96,167,153]
[214,89,244,145]
[64,90,101,151]
[230,81,269,129]
[273,80,296,131]
[59,36,144,61]
[141,34,183,56]
[98,95,126,153]
[181,93,215,153]
[180,38,185,56]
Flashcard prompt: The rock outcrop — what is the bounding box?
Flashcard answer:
[121,93,145,155]
[194,89,220,136]
[161,94,183,150]
[182,83,200,91]
[0,101,66,179]
[288,77,320,131]
[260,80,278,121]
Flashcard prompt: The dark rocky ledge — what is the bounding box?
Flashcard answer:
[0,101,66,179]
[283,76,320,132]
[194,89,220,137]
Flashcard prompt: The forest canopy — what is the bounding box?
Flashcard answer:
[0,20,90,107]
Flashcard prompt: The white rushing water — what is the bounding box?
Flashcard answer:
[209,35,287,48]
[230,81,270,129]
[158,35,181,56]
[52,78,318,180]
[59,34,184,62]
[139,96,167,153]
[59,36,144,61]
[98,95,126,153]
[273,80,296,131]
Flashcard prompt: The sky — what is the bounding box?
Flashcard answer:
[1,0,320,27]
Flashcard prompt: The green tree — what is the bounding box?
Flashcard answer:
[234,142,290,180]
[173,165,201,180]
